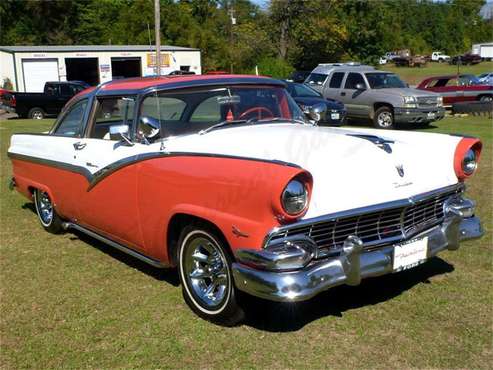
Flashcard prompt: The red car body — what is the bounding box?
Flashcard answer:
[417,75,493,105]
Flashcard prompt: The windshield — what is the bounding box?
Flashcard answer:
[365,73,407,89]
[287,82,321,98]
[305,73,328,86]
[138,85,306,138]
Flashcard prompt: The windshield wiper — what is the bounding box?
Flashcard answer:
[198,119,249,135]
[198,117,307,135]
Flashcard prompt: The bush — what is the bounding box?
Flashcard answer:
[254,57,295,79]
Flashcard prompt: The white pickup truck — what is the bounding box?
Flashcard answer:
[431,51,450,62]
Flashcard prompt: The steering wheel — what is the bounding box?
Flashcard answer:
[238,106,274,120]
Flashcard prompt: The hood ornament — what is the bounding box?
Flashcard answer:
[396,165,405,177]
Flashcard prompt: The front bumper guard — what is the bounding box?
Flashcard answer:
[232,197,482,302]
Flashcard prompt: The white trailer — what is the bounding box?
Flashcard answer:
[472,42,493,60]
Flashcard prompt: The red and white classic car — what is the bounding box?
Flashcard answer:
[8,75,483,325]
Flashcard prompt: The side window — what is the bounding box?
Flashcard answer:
[329,72,345,88]
[190,96,221,122]
[90,97,135,139]
[60,84,72,96]
[53,100,88,137]
[141,96,186,121]
[45,84,59,96]
[344,73,366,90]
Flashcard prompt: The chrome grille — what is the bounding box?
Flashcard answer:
[268,187,460,256]
[417,96,439,108]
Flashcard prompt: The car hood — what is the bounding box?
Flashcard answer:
[370,87,439,97]
[163,123,460,219]
[294,96,344,110]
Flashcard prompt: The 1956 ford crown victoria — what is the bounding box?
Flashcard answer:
[8,75,483,325]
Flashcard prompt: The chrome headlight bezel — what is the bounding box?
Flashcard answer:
[281,180,308,215]
[403,96,417,104]
[462,148,477,175]
[437,96,444,106]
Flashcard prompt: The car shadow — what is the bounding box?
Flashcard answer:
[21,202,454,330]
[241,257,454,332]
[21,202,180,286]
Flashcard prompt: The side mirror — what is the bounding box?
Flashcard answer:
[355,83,366,90]
[139,116,161,143]
[109,124,133,145]
[308,103,328,123]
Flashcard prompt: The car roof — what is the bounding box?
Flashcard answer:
[311,63,376,74]
[82,74,285,97]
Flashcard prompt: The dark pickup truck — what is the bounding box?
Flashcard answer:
[13,81,89,119]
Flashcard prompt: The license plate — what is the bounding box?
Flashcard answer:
[393,237,428,272]
[331,113,340,120]
[427,112,436,119]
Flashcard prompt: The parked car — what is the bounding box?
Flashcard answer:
[8,74,483,325]
[168,70,196,75]
[305,64,445,129]
[285,81,346,126]
[449,53,482,65]
[417,75,493,104]
[478,72,493,85]
[288,70,311,83]
[431,51,450,63]
[379,57,388,65]
[13,81,89,119]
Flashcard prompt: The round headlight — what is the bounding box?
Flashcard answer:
[462,149,477,175]
[281,180,308,215]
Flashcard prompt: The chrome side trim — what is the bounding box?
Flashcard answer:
[263,183,465,249]
[62,222,167,268]
[88,151,301,190]
[7,152,93,182]
[8,150,300,192]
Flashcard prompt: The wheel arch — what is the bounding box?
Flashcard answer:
[477,94,493,101]
[166,212,232,267]
[371,102,394,119]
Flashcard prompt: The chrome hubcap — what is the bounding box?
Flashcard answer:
[37,191,53,225]
[377,111,393,127]
[33,111,43,119]
[184,236,229,308]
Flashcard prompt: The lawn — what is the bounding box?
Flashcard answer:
[1,117,492,369]
[381,61,493,85]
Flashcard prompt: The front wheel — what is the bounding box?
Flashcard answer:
[178,225,245,326]
[479,95,493,102]
[373,106,395,129]
[33,189,63,233]
[28,107,45,120]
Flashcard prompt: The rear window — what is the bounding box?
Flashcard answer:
[305,73,328,86]
[329,72,345,88]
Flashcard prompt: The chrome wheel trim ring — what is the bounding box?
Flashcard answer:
[35,191,53,226]
[180,231,231,314]
[377,111,393,127]
[480,96,492,102]
[32,111,43,119]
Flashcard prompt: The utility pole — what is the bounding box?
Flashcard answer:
[154,0,161,76]
[229,4,235,74]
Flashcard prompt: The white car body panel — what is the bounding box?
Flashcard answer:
[9,123,461,220]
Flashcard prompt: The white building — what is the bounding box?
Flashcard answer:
[471,42,493,60]
[0,45,202,92]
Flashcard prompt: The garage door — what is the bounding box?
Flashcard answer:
[22,59,59,92]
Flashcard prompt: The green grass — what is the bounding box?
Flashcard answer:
[1,117,492,369]
[381,61,493,85]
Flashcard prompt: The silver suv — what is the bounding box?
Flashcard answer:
[305,63,445,129]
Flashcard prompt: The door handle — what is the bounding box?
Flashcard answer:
[73,142,86,150]
[341,92,346,96]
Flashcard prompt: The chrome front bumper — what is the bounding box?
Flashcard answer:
[232,197,482,302]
